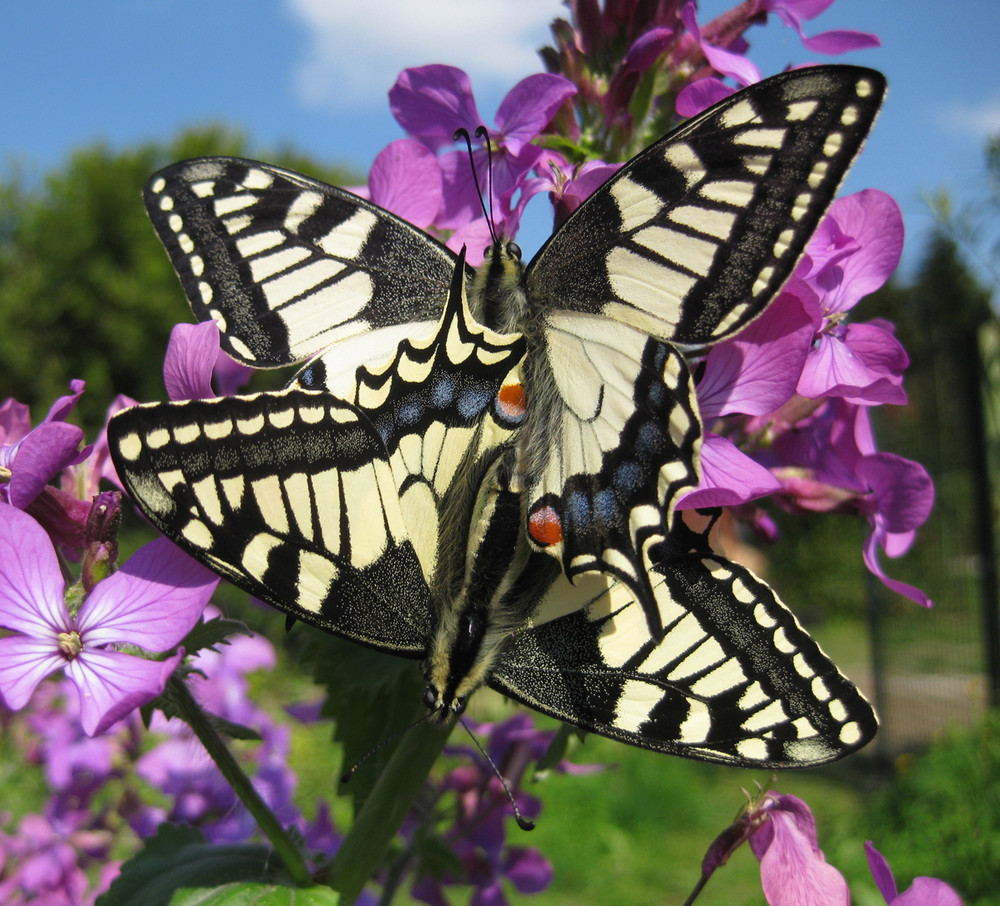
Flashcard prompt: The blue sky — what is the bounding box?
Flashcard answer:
[4,1,999,282]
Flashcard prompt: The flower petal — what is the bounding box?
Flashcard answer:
[864,842,898,903]
[698,294,813,418]
[7,422,87,508]
[857,454,934,535]
[389,65,481,151]
[0,635,64,709]
[503,847,553,894]
[758,810,849,906]
[77,537,217,650]
[863,530,932,608]
[678,433,780,509]
[65,647,183,736]
[494,73,575,157]
[0,505,68,635]
[368,139,442,228]
[164,322,219,402]
[894,876,964,906]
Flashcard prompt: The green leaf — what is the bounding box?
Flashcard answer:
[167,882,339,905]
[181,616,256,659]
[299,632,425,813]
[149,677,262,742]
[96,823,297,906]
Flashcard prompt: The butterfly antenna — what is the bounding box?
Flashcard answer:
[340,708,436,784]
[454,126,497,245]
[474,125,497,235]
[459,717,535,831]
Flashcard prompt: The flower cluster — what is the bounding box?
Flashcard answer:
[405,714,595,906]
[359,3,931,605]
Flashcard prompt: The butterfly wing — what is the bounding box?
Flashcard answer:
[489,551,877,766]
[520,320,701,633]
[109,256,526,653]
[526,65,887,343]
[110,388,434,653]
[519,66,886,633]
[144,157,464,367]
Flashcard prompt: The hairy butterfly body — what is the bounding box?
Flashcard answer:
[110,65,884,766]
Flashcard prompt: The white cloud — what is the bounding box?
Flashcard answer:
[940,98,1000,138]
[286,0,566,110]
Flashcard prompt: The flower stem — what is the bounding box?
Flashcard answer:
[317,717,452,902]
[166,674,312,887]
[681,874,709,906]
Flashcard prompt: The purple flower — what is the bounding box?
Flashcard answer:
[0,505,217,735]
[770,399,934,605]
[794,190,908,404]
[163,321,252,402]
[410,714,561,906]
[680,293,813,508]
[136,621,301,843]
[865,842,963,905]
[679,2,762,88]
[360,139,443,230]
[0,382,90,510]
[751,0,881,55]
[749,793,849,906]
[521,153,621,230]
[389,65,575,235]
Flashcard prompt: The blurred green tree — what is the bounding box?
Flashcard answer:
[0,127,353,433]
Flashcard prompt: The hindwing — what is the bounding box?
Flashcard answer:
[489,550,878,766]
[109,254,525,651]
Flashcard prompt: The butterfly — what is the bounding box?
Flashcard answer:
[109,65,884,766]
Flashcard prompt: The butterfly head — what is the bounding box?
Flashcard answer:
[472,240,528,333]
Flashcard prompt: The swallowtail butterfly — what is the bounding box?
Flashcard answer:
[110,66,884,766]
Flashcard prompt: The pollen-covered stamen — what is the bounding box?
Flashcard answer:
[528,504,563,546]
[57,630,83,659]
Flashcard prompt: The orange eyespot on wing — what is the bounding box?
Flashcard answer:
[497,382,527,422]
[528,504,563,547]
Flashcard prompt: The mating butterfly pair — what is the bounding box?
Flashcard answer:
[110,66,884,767]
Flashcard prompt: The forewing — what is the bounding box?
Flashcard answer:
[526,66,886,344]
[109,389,433,654]
[145,157,464,366]
[489,553,877,766]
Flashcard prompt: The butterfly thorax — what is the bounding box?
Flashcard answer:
[471,241,529,335]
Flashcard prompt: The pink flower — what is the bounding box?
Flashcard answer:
[794,190,908,405]
[0,505,217,735]
[865,843,963,905]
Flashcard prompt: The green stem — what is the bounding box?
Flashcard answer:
[166,674,312,887]
[317,718,452,902]
[681,873,710,906]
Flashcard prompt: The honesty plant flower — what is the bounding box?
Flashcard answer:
[681,293,813,508]
[388,65,576,236]
[0,505,217,735]
[163,320,253,402]
[770,399,934,605]
[360,138,443,230]
[794,190,908,404]
[865,842,963,905]
[750,793,849,906]
[0,381,89,510]
[751,0,881,55]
